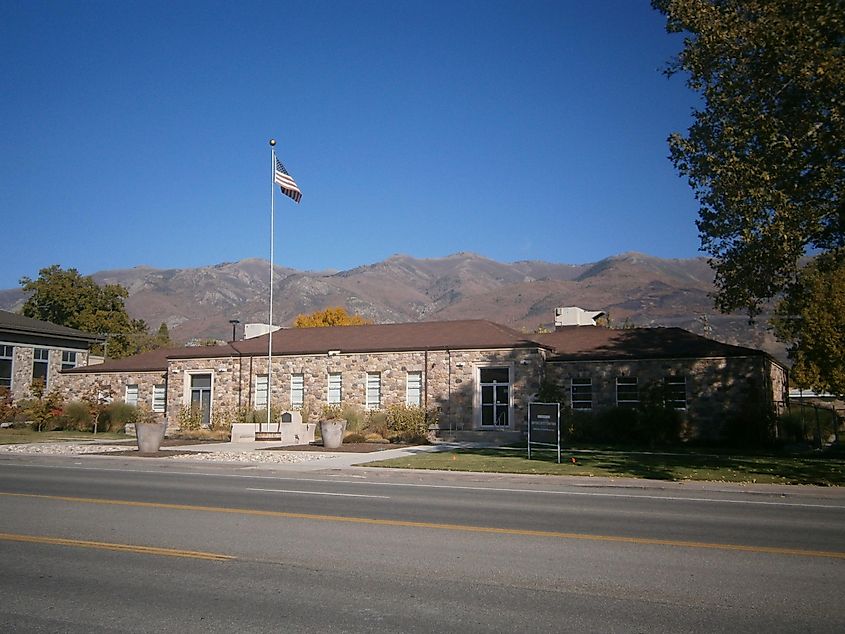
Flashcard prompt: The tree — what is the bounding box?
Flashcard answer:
[20,265,149,358]
[772,249,845,396]
[293,307,372,328]
[653,0,844,317]
[153,322,173,347]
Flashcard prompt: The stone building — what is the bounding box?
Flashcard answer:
[0,310,101,402]
[535,326,787,440]
[55,315,787,441]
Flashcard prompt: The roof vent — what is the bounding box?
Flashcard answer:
[554,307,606,328]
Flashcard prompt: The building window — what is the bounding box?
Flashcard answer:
[327,372,342,405]
[125,384,139,406]
[366,372,381,410]
[290,373,304,407]
[664,376,687,409]
[33,348,49,388]
[0,345,12,390]
[61,351,78,370]
[616,377,639,407]
[152,384,166,413]
[254,374,269,408]
[571,377,592,410]
[480,367,510,427]
[189,373,212,427]
[406,371,422,406]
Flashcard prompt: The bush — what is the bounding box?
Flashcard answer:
[365,410,390,438]
[98,401,138,432]
[63,400,93,431]
[343,432,367,443]
[321,404,343,421]
[177,405,204,430]
[385,404,436,444]
[341,404,366,433]
[0,388,19,424]
[20,382,65,432]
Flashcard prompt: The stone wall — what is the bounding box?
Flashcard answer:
[545,355,785,439]
[167,347,546,432]
[52,369,168,423]
[7,345,91,402]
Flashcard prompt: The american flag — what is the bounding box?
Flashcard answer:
[274,156,302,203]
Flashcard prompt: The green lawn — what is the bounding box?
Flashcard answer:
[0,428,128,444]
[364,447,845,486]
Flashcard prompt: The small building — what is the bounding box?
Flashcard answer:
[0,310,102,401]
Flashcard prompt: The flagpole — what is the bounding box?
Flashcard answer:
[267,138,276,433]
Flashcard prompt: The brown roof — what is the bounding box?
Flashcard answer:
[170,320,543,359]
[534,326,765,361]
[64,346,197,374]
[0,310,103,344]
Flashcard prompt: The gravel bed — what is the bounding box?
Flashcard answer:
[0,442,332,463]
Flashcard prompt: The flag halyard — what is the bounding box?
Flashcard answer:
[274,156,302,203]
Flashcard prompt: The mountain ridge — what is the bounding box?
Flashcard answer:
[0,252,783,359]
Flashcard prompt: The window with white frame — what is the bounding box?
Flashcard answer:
[366,372,381,410]
[254,374,269,408]
[0,345,12,390]
[152,384,167,413]
[125,384,139,406]
[571,377,592,410]
[616,377,639,407]
[290,373,304,407]
[327,372,342,404]
[32,348,49,387]
[664,376,687,409]
[61,351,78,370]
[406,371,422,406]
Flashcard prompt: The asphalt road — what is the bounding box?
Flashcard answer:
[0,456,843,632]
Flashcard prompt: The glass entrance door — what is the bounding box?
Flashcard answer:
[190,374,212,427]
[480,367,510,427]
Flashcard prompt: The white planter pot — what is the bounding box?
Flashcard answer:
[319,420,347,449]
[136,422,167,453]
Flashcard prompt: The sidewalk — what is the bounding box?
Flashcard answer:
[170,440,451,470]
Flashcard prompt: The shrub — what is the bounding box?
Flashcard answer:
[63,400,93,431]
[98,401,139,432]
[343,432,367,443]
[210,406,233,432]
[341,404,366,433]
[0,388,19,424]
[385,404,436,444]
[321,404,343,421]
[177,405,204,430]
[21,382,65,432]
[365,410,390,438]
[364,432,389,443]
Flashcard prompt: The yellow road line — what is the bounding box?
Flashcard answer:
[0,531,233,561]
[2,491,843,560]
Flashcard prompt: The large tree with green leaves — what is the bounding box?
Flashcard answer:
[654,0,844,391]
[653,0,843,316]
[772,249,845,396]
[20,265,150,358]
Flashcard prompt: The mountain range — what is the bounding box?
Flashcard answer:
[0,252,784,359]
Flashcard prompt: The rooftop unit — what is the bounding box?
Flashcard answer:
[554,307,606,328]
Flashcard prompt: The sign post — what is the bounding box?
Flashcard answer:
[527,402,560,463]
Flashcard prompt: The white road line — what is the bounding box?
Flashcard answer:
[247,487,390,499]
[2,462,842,509]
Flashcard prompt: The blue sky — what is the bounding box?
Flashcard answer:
[1,0,700,289]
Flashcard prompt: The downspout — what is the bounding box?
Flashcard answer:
[424,348,429,429]
[447,348,452,434]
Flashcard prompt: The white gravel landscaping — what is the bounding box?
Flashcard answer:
[0,442,333,464]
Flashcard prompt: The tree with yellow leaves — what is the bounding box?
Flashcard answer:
[293,307,372,328]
